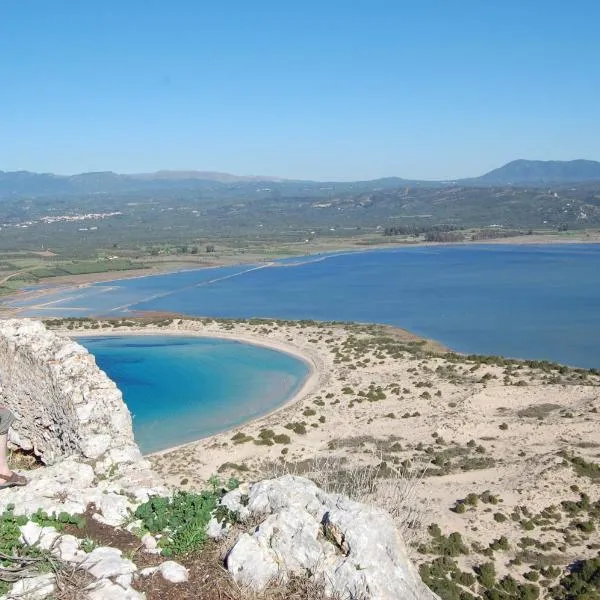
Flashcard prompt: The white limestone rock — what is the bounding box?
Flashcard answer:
[114,573,134,589]
[0,320,166,530]
[219,487,251,521]
[0,319,137,465]
[86,579,145,600]
[81,546,137,580]
[224,475,439,600]
[141,532,158,551]
[52,534,86,563]
[206,516,229,540]
[158,560,189,583]
[0,457,160,527]
[6,573,55,599]
[227,533,280,589]
[18,521,44,546]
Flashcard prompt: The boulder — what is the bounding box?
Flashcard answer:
[158,561,189,583]
[224,475,438,600]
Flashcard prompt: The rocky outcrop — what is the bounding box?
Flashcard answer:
[0,320,437,599]
[8,521,189,600]
[0,319,165,525]
[223,475,439,600]
[0,319,135,465]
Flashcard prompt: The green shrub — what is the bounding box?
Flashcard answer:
[550,557,600,599]
[134,478,238,556]
[475,562,496,588]
[284,422,307,435]
[231,432,253,444]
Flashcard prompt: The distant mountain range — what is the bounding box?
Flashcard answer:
[472,159,600,185]
[1,160,599,197]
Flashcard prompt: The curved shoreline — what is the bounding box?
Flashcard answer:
[68,327,324,457]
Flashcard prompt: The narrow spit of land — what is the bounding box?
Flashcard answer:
[4,231,600,313]
[47,316,600,600]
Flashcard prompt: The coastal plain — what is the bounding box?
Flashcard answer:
[50,316,600,598]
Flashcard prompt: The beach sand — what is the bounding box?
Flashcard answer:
[56,317,600,590]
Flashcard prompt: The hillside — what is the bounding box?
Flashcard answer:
[475,159,600,185]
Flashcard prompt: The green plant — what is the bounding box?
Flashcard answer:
[475,562,496,588]
[231,432,253,444]
[81,537,97,553]
[550,556,600,599]
[134,478,238,556]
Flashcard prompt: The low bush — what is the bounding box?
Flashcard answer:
[134,477,238,556]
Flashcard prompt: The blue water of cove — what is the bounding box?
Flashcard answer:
[77,335,310,454]
[7,244,600,368]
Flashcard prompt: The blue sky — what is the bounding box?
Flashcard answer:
[2,0,599,180]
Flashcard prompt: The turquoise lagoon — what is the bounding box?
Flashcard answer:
[77,335,310,454]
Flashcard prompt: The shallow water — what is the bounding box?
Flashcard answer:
[78,335,310,454]
[9,244,600,368]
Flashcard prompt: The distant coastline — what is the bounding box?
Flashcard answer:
[2,233,600,310]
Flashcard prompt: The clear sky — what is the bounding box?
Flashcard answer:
[2,0,599,180]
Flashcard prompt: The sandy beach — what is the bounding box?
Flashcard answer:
[70,326,323,457]
[51,315,600,593]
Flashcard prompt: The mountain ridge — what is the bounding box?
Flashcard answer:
[1,159,600,196]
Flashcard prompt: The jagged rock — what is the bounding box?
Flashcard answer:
[0,456,163,527]
[0,319,137,465]
[158,561,189,583]
[227,534,280,589]
[220,487,251,521]
[206,515,229,539]
[18,521,45,546]
[0,321,167,528]
[224,475,439,600]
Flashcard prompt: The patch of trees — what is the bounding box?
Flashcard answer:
[470,229,527,241]
[383,224,459,237]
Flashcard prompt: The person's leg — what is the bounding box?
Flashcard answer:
[0,432,10,476]
[0,408,26,487]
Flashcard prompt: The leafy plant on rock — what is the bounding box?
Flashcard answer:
[134,477,238,556]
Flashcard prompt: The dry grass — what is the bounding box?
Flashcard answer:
[8,447,43,471]
[261,452,430,543]
[54,565,96,600]
[245,576,341,600]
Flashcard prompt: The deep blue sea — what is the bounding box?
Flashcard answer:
[77,335,310,454]
[7,244,600,368]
